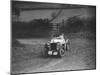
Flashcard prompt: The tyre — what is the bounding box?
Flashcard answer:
[43,48,49,57]
[44,50,49,57]
[43,45,49,57]
[66,44,70,51]
[66,39,70,51]
[58,48,66,57]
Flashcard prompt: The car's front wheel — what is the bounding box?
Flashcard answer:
[43,44,49,57]
[58,48,66,57]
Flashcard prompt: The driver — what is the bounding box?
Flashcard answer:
[51,33,65,44]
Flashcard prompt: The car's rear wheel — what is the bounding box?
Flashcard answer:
[66,44,70,51]
[66,39,70,51]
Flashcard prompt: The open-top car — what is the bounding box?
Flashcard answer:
[44,34,70,57]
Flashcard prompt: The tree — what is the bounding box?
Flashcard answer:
[66,16,84,32]
[50,9,63,22]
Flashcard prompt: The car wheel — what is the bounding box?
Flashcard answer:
[45,50,49,57]
[43,45,49,57]
[66,40,70,51]
[58,48,65,57]
[66,44,70,51]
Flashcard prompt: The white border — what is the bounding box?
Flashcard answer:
[0,0,99,75]
[17,0,97,5]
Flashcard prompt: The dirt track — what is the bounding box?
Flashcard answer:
[11,38,96,74]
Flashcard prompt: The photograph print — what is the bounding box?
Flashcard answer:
[11,0,96,74]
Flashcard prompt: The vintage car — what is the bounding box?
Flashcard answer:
[44,34,70,57]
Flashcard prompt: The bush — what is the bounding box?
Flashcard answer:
[63,16,84,33]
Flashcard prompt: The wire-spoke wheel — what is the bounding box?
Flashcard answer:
[58,48,66,57]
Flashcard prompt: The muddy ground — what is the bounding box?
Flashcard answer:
[11,35,96,74]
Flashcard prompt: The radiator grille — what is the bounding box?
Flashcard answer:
[50,43,57,50]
